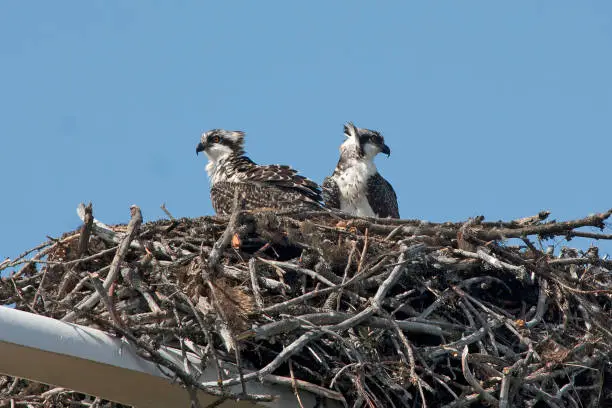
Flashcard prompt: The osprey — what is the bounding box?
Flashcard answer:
[322,123,400,218]
[196,129,323,215]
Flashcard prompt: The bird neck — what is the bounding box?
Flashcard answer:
[336,146,377,173]
[206,152,239,185]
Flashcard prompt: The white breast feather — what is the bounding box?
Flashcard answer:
[207,159,224,185]
[207,159,243,185]
[334,160,377,217]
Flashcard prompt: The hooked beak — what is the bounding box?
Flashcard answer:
[381,143,391,157]
[196,142,205,156]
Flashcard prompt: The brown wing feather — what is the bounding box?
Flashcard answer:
[322,176,340,210]
[366,173,400,219]
[211,181,321,215]
[242,164,322,202]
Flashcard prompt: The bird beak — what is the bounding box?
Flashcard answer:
[381,144,391,157]
[196,142,205,156]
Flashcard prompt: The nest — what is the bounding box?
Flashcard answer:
[2,203,612,407]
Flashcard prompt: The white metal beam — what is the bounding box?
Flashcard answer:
[0,306,339,407]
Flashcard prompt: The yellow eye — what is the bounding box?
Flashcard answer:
[212,136,221,143]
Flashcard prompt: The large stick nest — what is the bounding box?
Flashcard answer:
[2,204,612,407]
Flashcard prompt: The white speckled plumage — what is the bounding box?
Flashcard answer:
[322,123,399,219]
[335,159,378,217]
[197,129,323,215]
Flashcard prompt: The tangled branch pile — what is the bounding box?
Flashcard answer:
[2,204,612,407]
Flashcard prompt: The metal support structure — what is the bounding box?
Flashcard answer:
[0,306,339,407]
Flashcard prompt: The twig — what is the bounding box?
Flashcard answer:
[62,205,142,322]
[357,228,369,274]
[567,230,612,240]
[336,241,357,311]
[525,278,548,328]
[77,202,94,257]
[5,206,612,407]
[172,290,225,391]
[461,346,498,405]
[60,302,273,403]
[246,311,444,340]
[248,258,264,310]
[264,374,346,402]
[64,246,119,267]
[29,266,48,310]
[161,203,179,233]
[160,203,176,221]
[89,276,125,329]
[477,208,612,241]
[288,360,305,408]
[121,267,162,313]
[206,194,241,279]
[205,247,411,388]
[259,259,339,287]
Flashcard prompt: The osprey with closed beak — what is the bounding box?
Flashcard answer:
[322,122,399,218]
[196,129,323,215]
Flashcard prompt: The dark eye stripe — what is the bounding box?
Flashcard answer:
[360,134,383,144]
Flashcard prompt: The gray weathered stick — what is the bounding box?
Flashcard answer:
[62,205,142,322]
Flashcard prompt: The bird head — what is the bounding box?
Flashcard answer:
[343,122,391,160]
[196,129,245,162]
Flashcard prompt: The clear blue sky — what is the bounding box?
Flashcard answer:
[1,2,612,263]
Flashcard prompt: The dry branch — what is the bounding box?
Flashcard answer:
[2,204,612,407]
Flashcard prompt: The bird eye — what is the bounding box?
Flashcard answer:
[212,136,221,143]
